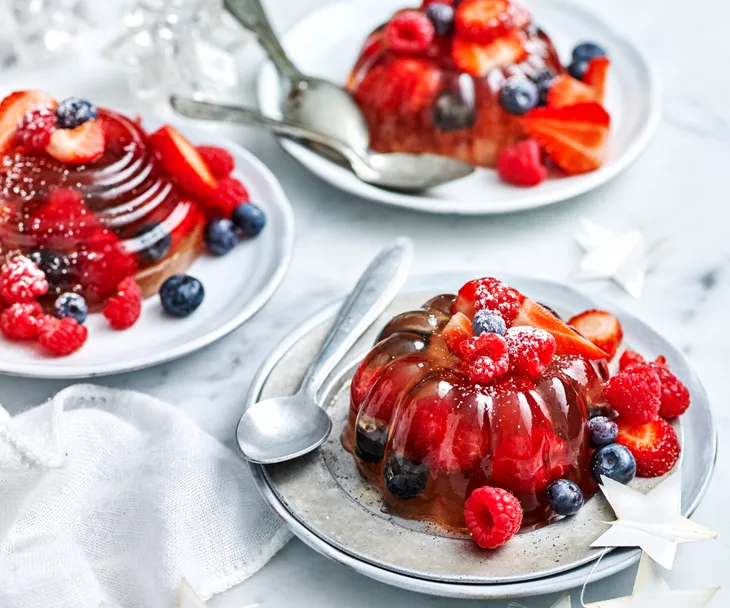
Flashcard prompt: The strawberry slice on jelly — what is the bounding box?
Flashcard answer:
[0,90,57,153]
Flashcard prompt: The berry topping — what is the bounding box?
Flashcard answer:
[567,59,589,80]
[0,255,49,304]
[54,293,88,325]
[385,10,435,55]
[473,277,523,324]
[45,120,106,165]
[464,486,523,549]
[572,42,607,63]
[432,89,477,132]
[103,277,143,330]
[134,223,172,264]
[499,77,539,115]
[0,302,44,340]
[533,70,555,106]
[472,309,506,335]
[383,453,429,499]
[451,31,527,77]
[604,364,661,425]
[231,203,267,237]
[425,2,455,36]
[15,106,57,152]
[78,235,138,300]
[624,360,691,419]
[0,90,57,153]
[38,316,88,356]
[590,443,636,485]
[159,274,205,318]
[505,326,556,377]
[497,139,548,187]
[546,75,596,108]
[454,0,509,43]
[618,350,645,371]
[567,309,623,359]
[204,176,250,216]
[30,188,102,247]
[588,416,618,448]
[55,97,97,129]
[616,418,680,478]
[196,145,235,178]
[582,56,610,104]
[458,332,510,384]
[546,479,584,516]
[523,102,610,175]
[205,218,238,256]
[442,311,475,351]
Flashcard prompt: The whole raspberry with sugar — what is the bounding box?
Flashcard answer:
[604,363,661,425]
[196,145,235,178]
[505,326,556,377]
[0,255,48,304]
[473,277,523,326]
[38,316,88,355]
[15,106,57,152]
[464,486,523,549]
[0,302,44,340]
[103,277,143,330]
[204,176,250,216]
[458,332,510,384]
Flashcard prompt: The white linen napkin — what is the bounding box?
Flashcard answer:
[0,384,290,608]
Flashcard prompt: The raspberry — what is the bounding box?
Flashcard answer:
[497,139,548,187]
[0,255,48,304]
[627,361,690,419]
[464,486,523,549]
[78,231,138,299]
[404,398,448,460]
[384,10,435,55]
[0,302,44,340]
[103,277,143,330]
[15,106,57,152]
[203,176,250,216]
[616,418,681,478]
[196,145,235,178]
[473,277,523,325]
[458,332,509,384]
[437,418,485,474]
[505,326,556,377]
[38,315,88,355]
[604,363,661,425]
[618,349,644,371]
[30,188,102,247]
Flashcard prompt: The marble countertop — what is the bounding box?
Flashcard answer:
[2,0,729,606]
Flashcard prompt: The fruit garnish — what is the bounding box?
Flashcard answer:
[442,311,475,351]
[15,106,57,152]
[204,176,250,216]
[572,41,607,63]
[464,486,523,549]
[431,90,477,132]
[404,397,449,460]
[0,90,57,153]
[38,315,88,355]
[45,120,106,165]
[454,0,510,43]
[0,255,49,304]
[54,293,88,325]
[590,443,636,484]
[523,102,610,175]
[472,308,506,336]
[472,277,523,324]
[425,2,455,36]
[55,97,97,129]
[29,188,102,247]
[451,31,527,77]
[0,302,44,340]
[546,75,596,108]
[567,309,623,359]
[618,349,645,371]
[149,125,217,200]
[616,418,680,478]
[103,277,143,330]
[546,479,584,516]
[159,274,205,318]
[232,203,266,237]
[78,232,138,299]
[497,139,548,186]
[435,415,485,474]
[458,332,510,383]
[582,56,610,103]
[625,361,690,419]
[588,416,618,447]
[499,77,539,115]
[505,326,556,377]
[196,145,235,178]
[604,363,661,424]
[385,10,435,55]
[204,218,238,256]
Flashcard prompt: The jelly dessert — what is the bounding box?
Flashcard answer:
[346,1,612,186]
[342,278,691,549]
[0,91,266,355]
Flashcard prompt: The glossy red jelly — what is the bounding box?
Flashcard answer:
[342,294,605,531]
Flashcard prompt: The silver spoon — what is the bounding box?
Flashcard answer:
[236,237,413,464]
[224,0,370,154]
[170,96,474,191]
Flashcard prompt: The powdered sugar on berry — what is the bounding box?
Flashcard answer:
[505,326,556,377]
[473,277,522,325]
[0,255,49,304]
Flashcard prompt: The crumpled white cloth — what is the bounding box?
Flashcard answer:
[0,384,290,608]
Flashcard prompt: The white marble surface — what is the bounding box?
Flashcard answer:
[2,0,729,606]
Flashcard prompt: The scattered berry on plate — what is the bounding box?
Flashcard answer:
[205,218,238,256]
[78,234,138,299]
[196,145,235,178]
[464,485,523,549]
[425,2,455,36]
[590,443,636,485]
[231,203,266,237]
[0,302,44,340]
[134,223,172,264]
[505,326,556,377]
[383,452,429,499]
[0,255,49,304]
[15,106,57,152]
[451,31,527,77]
[588,416,618,448]
[499,77,539,115]
[458,332,510,383]
[442,311,475,351]
[497,139,548,186]
[582,56,610,103]
[572,41,607,63]
[431,90,477,132]
[616,418,680,478]
[385,10,435,55]
[604,363,661,424]
[546,75,596,108]
[0,90,56,153]
[103,277,143,330]
[472,308,506,335]
[54,293,88,325]
[567,309,623,359]
[38,315,88,355]
[618,349,645,371]
[54,97,97,129]
[159,274,205,318]
[625,360,691,419]
[45,119,106,165]
[454,0,510,43]
[546,479,584,516]
[205,176,250,216]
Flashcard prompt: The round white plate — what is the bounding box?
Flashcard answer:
[0,121,294,379]
[257,0,660,215]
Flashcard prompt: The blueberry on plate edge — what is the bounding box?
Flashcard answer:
[205,218,238,256]
[572,42,607,62]
[590,443,636,485]
[588,416,618,448]
[159,274,205,318]
[231,203,266,238]
[54,292,88,324]
[546,479,584,516]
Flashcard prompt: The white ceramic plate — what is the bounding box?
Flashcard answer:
[0,121,294,379]
[257,0,660,215]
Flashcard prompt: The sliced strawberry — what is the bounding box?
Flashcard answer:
[455,0,510,43]
[583,56,610,104]
[523,102,610,175]
[546,75,596,108]
[45,120,105,165]
[451,31,527,77]
[442,312,475,352]
[616,418,680,478]
[452,279,479,318]
[567,309,623,359]
[149,125,217,200]
[0,90,57,153]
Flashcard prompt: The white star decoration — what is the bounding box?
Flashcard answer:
[573,219,649,298]
[584,553,719,607]
[549,594,572,607]
[591,474,717,570]
[177,579,258,608]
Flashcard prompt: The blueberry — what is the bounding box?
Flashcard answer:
[134,222,172,263]
[54,292,88,324]
[532,71,555,106]
[588,416,618,448]
[425,2,455,36]
[383,453,428,499]
[55,97,97,129]
[204,218,238,256]
[546,479,584,516]
[355,418,388,463]
[159,274,205,318]
[568,59,590,80]
[590,444,636,485]
[231,203,266,238]
[499,77,539,115]
[432,89,476,132]
[572,42,607,63]
[472,309,506,336]
[28,249,70,286]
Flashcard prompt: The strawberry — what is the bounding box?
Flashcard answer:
[451,31,527,77]
[442,311,475,352]
[567,309,623,359]
[149,125,217,200]
[616,418,680,477]
[46,120,106,165]
[454,0,510,43]
[497,139,548,186]
[0,90,57,153]
[523,102,610,175]
[546,75,596,108]
[582,56,610,104]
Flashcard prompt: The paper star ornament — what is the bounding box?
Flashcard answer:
[585,552,719,607]
[573,219,649,298]
[591,474,717,570]
[177,579,206,608]
[549,594,572,607]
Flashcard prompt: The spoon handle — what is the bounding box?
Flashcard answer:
[300,238,414,401]
[224,0,303,83]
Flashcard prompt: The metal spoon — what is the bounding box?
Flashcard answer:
[236,237,413,464]
[170,96,474,191]
[224,0,370,154]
